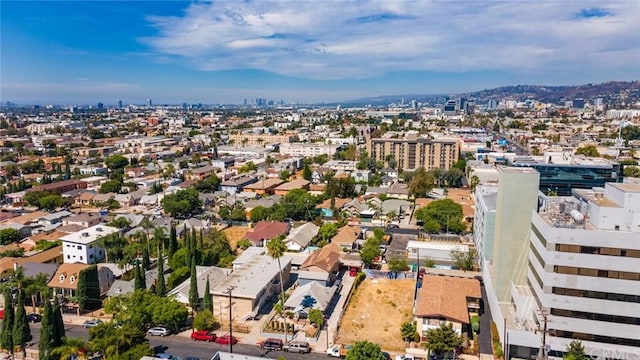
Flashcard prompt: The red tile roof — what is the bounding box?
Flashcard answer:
[244,221,289,243]
[415,275,481,324]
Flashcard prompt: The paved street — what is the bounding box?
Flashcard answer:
[28,322,329,360]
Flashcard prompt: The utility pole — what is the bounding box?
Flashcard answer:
[535,310,552,360]
[225,285,236,353]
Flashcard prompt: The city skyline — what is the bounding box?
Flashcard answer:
[2,1,639,105]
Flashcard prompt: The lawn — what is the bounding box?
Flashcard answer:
[336,278,416,352]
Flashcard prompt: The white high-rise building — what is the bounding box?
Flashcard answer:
[503,182,640,359]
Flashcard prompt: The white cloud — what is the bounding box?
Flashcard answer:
[139,0,640,80]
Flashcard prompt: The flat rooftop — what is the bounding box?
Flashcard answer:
[59,224,119,245]
[212,254,292,299]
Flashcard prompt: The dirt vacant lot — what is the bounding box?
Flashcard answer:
[336,278,415,352]
[223,226,249,250]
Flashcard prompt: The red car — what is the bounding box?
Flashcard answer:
[190,330,216,342]
[215,334,238,345]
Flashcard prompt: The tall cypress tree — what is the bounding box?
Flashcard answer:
[185,226,192,270]
[134,264,146,291]
[52,302,65,346]
[0,289,14,352]
[76,268,88,313]
[38,301,54,360]
[198,229,204,250]
[156,247,166,296]
[188,257,198,311]
[77,265,100,313]
[203,275,212,313]
[142,247,150,270]
[168,224,177,257]
[13,288,30,349]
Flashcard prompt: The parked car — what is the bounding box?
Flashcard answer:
[395,355,416,360]
[82,319,103,328]
[283,341,311,353]
[260,338,283,351]
[183,357,200,360]
[147,327,170,336]
[156,353,179,360]
[215,334,238,345]
[190,330,216,342]
[27,313,42,323]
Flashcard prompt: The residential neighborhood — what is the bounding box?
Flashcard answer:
[0,89,638,360]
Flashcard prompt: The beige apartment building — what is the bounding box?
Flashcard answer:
[229,133,295,146]
[366,136,460,171]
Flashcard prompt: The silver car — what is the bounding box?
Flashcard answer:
[147,327,170,336]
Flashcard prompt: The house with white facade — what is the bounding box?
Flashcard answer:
[60,224,119,264]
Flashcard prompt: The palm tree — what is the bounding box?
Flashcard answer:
[266,235,288,344]
[51,337,89,360]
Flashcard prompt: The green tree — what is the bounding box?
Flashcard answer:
[1,289,14,352]
[302,164,312,181]
[39,300,55,360]
[388,257,410,272]
[156,248,166,296]
[470,175,480,192]
[308,308,324,327]
[267,235,288,344]
[109,216,132,230]
[623,166,640,178]
[415,199,466,234]
[76,265,100,313]
[249,206,270,223]
[424,323,463,357]
[193,309,217,331]
[0,228,19,245]
[38,194,67,211]
[134,264,146,291]
[13,288,31,349]
[161,188,203,218]
[408,167,435,198]
[450,248,476,271]
[400,321,417,343]
[189,257,199,311]
[279,170,292,181]
[345,340,386,360]
[193,175,221,193]
[203,275,212,313]
[575,145,600,157]
[564,340,588,360]
[51,337,89,360]
[317,223,338,245]
[360,236,381,268]
[52,302,65,346]
[104,154,129,171]
[99,179,122,194]
[142,247,150,270]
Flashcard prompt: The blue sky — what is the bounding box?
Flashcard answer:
[1,1,639,105]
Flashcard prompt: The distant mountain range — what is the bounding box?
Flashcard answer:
[338,80,640,107]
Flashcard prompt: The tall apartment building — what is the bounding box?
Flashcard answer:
[473,185,498,269]
[279,142,342,157]
[366,136,459,171]
[229,133,295,146]
[485,181,640,360]
[517,182,640,359]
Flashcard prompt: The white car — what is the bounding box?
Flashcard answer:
[147,327,170,336]
[396,355,416,360]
